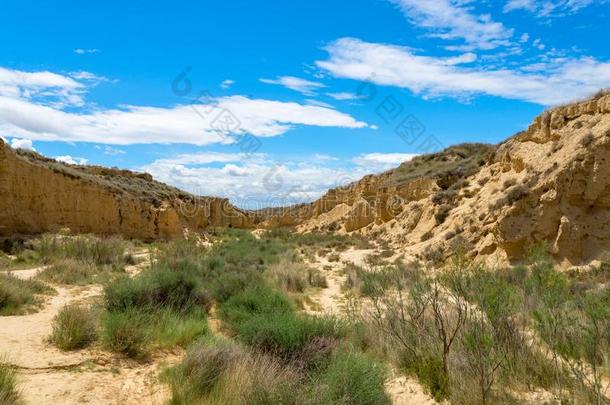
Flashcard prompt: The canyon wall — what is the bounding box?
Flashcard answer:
[0,141,252,240]
[270,94,610,265]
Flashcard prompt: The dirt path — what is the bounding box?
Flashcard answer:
[303,246,437,405]
[0,265,49,280]
[0,257,177,405]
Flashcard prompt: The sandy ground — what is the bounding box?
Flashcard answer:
[1,265,50,280]
[0,256,177,405]
[303,246,437,405]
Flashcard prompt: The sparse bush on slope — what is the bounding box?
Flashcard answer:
[0,273,54,315]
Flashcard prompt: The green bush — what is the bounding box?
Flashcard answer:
[219,285,294,326]
[179,339,239,396]
[236,312,343,359]
[208,271,255,303]
[316,350,390,405]
[166,337,300,405]
[0,274,54,315]
[37,259,103,285]
[102,309,149,358]
[50,304,97,350]
[147,308,208,349]
[400,354,449,401]
[104,270,210,313]
[38,234,130,268]
[0,361,20,405]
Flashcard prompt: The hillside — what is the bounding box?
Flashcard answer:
[0,143,252,240]
[1,94,609,264]
[265,93,610,266]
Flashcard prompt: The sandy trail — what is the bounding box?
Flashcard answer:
[0,265,50,280]
[0,256,176,405]
[304,246,437,404]
[0,285,101,368]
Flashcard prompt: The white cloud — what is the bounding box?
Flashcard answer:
[142,151,414,208]
[443,52,477,65]
[305,99,335,108]
[316,37,610,105]
[142,157,358,208]
[0,92,368,145]
[533,39,546,50]
[103,146,126,156]
[260,76,325,95]
[146,152,251,166]
[353,153,419,170]
[326,92,366,101]
[520,33,530,43]
[504,0,598,17]
[55,155,88,165]
[220,79,235,89]
[10,138,35,151]
[389,0,514,50]
[74,48,99,55]
[68,71,112,86]
[0,66,85,107]
[313,153,339,161]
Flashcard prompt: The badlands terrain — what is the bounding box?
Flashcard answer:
[0,94,609,404]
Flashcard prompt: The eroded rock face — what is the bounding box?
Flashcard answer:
[0,141,252,239]
[288,94,610,265]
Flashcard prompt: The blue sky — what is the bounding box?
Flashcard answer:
[1,0,609,208]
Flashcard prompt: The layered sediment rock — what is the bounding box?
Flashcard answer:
[0,141,252,240]
[285,94,610,265]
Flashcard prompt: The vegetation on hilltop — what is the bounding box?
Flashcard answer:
[390,143,495,189]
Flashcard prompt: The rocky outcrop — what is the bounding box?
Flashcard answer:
[0,141,252,240]
[284,94,610,266]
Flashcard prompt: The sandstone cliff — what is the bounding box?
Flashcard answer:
[275,94,610,266]
[0,141,252,240]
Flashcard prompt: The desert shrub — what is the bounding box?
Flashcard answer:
[506,184,529,205]
[153,238,207,269]
[104,269,210,313]
[102,308,149,358]
[278,231,372,250]
[315,350,390,404]
[38,234,130,268]
[236,312,343,360]
[0,274,54,315]
[552,290,610,404]
[220,284,293,321]
[401,354,450,401]
[50,304,97,350]
[267,262,308,293]
[177,338,240,397]
[37,258,112,285]
[220,285,344,363]
[432,190,450,205]
[307,268,328,288]
[0,361,20,405]
[420,231,434,242]
[147,308,208,349]
[208,271,255,303]
[167,338,300,405]
[14,249,39,265]
[327,253,341,263]
[342,263,364,291]
[0,255,10,270]
[503,178,517,188]
[435,204,452,225]
[580,131,594,147]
